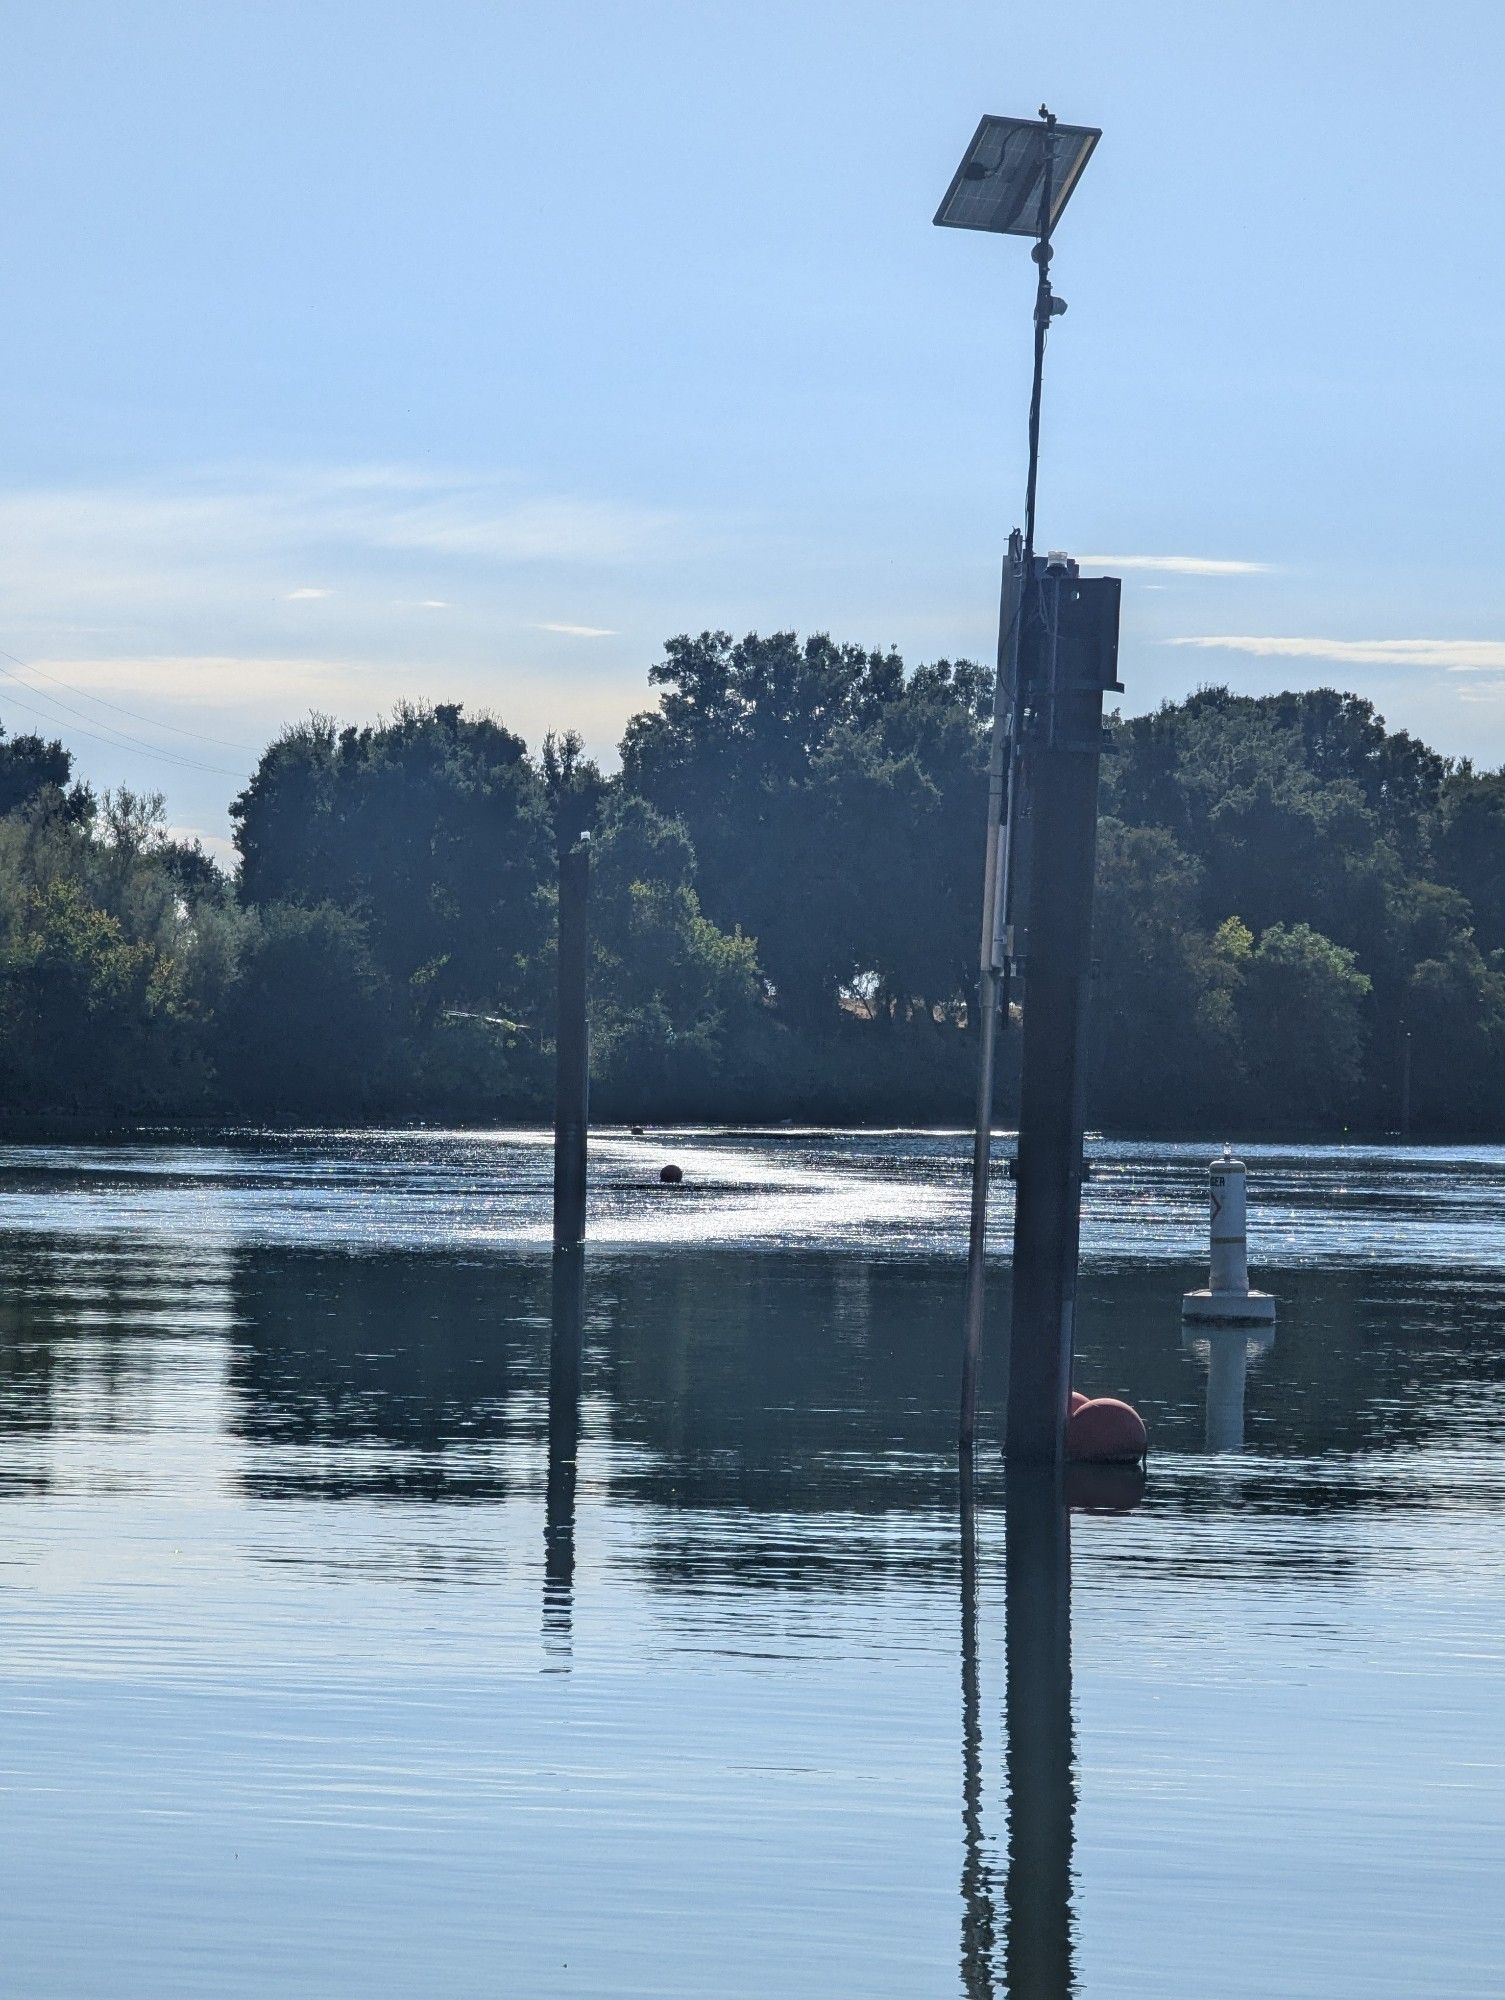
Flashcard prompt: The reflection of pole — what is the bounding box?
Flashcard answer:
[1003,1467,1075,1998]
[1204,1329,1250,1452]
[1185,1322,1274,1453]
[959,1455,1000,1997]
[553,841,590,1251]
[544,1249,585,1664]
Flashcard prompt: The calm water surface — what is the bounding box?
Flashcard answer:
[1,1130,1502,1997]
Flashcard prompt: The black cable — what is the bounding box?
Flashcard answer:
[0,645,255,756]
[0,668,250,781]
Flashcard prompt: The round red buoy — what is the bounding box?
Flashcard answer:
[659,1163,683,1185]
[1066,1396,1147,1464]
[1069,1389,1089,1416]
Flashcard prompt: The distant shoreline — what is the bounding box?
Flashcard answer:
[0,1114,1497,1147]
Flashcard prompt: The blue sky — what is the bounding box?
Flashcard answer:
[1,1,1500,850]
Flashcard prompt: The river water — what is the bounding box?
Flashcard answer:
[1,1131,1501,1997]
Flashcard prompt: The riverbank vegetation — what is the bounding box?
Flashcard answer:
[4,636,1503,1132]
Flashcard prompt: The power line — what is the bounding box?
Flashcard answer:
[0,665,250,782]
[0,645,255,755]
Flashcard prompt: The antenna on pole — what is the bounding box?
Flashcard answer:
[1022,106,1060,569]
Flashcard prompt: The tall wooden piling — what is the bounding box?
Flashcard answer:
[552,840,589,1252]
[1005,563,1120,1465]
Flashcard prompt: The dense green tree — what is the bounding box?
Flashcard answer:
[1234,921,1372,1122]
[821,659,993,1021]
[232,703,551,1023]
[213,903,395,1119]
[1258,688,1445,870]
[0,725,93,824]
[3,651,1503,1135]
[2,879,154,1103]
[0,781,222,1112]
[1435,767,1505,955]
[1381,880,1505,1129]
[587,794,761,1110]
[1088,820,1239,1120]
[1107,689,1398,954]
[622,632,989,1025]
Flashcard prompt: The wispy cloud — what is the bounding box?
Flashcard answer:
[536,621,617,638]
[0,465,676,764]
[1078,555,1271,576]
[0,464,683,615]
[32,654,366,707]
[22,653,646,756]
[1171,635,1505,671]
[166,823,238,863]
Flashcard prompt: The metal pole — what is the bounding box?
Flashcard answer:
[1022,108,1059,570]
[958,106,1059,1449]
[961,541,1024,1448]
[552,840,589,1252]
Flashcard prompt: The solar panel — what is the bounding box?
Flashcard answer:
[934,115,1100,237]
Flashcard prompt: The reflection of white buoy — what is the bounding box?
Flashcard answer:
[1182,1145,1276,1324]
[1182,1323,1275,1450]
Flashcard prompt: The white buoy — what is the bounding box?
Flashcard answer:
[1182,1145,1276,1324]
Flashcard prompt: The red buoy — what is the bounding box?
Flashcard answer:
[1069,1390,1089,1416]
[1066,1396,1147,1464]
[659,1163,683,1185]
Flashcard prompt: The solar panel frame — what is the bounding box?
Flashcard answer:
[933,115,1101,237]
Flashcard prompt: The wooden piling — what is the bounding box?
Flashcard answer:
[552,840,589,1252]
[1005,565,1119,1465]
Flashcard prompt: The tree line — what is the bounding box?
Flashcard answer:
[2,632,1503,1132]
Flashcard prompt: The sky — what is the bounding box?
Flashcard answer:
[1,0,1501,853]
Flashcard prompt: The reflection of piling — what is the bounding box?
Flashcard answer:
[552,841,590,1251]
[1003,1467,1075,1997]
[544,1250,585,1662]
[959,1455,1000,1998]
